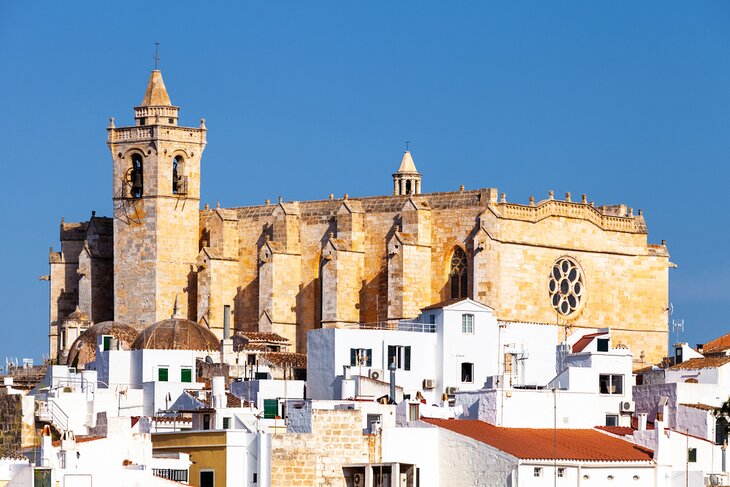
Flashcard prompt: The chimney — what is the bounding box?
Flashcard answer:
[637,412,647,431]
[212,376,226,409]
[697,343,704,355]
[223,305,231,339]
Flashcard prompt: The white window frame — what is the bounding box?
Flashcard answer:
[599,374,624,395]
[462,314,474,334]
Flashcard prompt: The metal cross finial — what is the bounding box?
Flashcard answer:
[154,42,160,70]
[405,141,411,151]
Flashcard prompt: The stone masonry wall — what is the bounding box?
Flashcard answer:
[270,409,375,487]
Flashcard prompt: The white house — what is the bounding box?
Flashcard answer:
[308,298,561,405]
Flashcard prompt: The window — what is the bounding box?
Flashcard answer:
[202,413,211,430]
[461,362,474,383]
[387,346,411,370]
[158,367,168,382]
[599,374,623,394]
[533,467,542,477]
[263,399,278,419]
[597,338,609,352]
[172,156,184,194]
[429,314,436,325]
[247,354,256,366]
[557,468,566,478]
[222,417,231,429]
[181,367,192,383]
[548,257,584,316]
[350,348,372,367]
[688,447,697,463]
[253,472,258,483]
[449,247,468,299]
[605,414,619,426]
[130,154,143,198]
[716,417,729,445]
[199,470,214,487]
[461,314,474,334]
[102,335,111,351]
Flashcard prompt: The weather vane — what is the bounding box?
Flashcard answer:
[154,42,160,70]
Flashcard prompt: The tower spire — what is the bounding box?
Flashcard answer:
[393,149,422,196]
[154,42,160,70]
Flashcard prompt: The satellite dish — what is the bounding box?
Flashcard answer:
[205,355,214,364]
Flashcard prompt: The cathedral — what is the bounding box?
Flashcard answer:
[48,69,671,364]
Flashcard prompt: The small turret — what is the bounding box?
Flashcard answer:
[393,150,422,195]
[134,70,179,126]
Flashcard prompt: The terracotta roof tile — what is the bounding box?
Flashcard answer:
[669,356,730,371]
[259,352,307,369]
[572,332,608,353]
[423,419,654,462]
[234,332,289,343]
[421,297,469,311]
[702,333,730,353]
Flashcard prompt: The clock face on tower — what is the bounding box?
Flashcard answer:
[548,257,584,317]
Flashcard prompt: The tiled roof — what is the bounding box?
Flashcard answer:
[679,403,717,411]
[235,332,289,343]
[595,426,636,437]
[183,389,249,409]
[259,352,307,369]
[572,332,608,353]
[421,297,470,311]
[702,333,730,353]
[423,419,654,462]
[669,356,730,371]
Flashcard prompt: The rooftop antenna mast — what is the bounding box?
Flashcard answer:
[154,42,160,70]
[405,141,411,151]
[672,318,685,344]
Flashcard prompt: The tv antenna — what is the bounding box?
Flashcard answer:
[671,318,685,342]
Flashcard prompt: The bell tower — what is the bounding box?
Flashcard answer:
[107,70,207,328]
[393,150,422,195]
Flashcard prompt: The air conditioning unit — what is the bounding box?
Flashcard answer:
[353,472,364,487]
[368,369,383,381]
[619,400,635,413]
[446,386,459,395]
[423,379,436,389]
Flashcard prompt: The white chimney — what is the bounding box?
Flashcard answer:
[211,376,226,409]
[637,412,647,431]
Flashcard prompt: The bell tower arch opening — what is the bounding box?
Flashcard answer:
[392,150,422,196]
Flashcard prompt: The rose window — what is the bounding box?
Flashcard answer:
[548,258,584,316]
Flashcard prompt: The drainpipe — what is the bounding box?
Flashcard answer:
[389,362,396,403]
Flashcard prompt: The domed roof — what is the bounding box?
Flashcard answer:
[131,319,219,351]
[67,321,140,368]
[64,306,90,323]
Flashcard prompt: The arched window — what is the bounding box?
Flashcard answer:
[130,154,143,198]
[172,156,183,194]
[449,247,468,299]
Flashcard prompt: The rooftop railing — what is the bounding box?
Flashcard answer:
[338,321,436,333]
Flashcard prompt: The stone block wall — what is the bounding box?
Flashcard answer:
[270,409,375,487]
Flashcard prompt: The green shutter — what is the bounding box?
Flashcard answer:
[350,348,357,366]
[404,346,411,371]
[103,336,111,351]
[263,399,278,419]
[158,368,168,382]
[181,368,192,383]
[387,346,396,367]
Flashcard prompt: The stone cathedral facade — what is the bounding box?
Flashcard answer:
[48,70,671,364]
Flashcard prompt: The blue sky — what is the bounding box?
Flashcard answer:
[1,1,728,363]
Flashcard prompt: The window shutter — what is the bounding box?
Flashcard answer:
[387,346,395,367]
[350,348,357,366]
[404,346,411,371]
[158,368,168,382]
[366,349,372,367]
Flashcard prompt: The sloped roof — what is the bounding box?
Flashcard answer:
[669,356,730,371]
[421,297,493,312]
[423,419,654,462]
[235,332,289,343]
[396,151,419,173]
[140,70,172,106]
[702,333,730,353]
[572,332,609,353]
[259,352,307,369]
[679,403,717,411]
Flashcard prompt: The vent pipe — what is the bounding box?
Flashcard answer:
[223,305,231,339]
[389,362,396,403]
